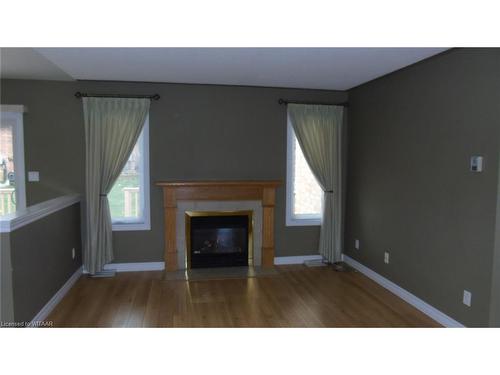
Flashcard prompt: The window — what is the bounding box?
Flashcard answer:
[0,105,26,216]
[109,117,150,231]
[286,116,323,226]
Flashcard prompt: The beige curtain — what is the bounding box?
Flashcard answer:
[288,104,344,263]
[83,97,150,274]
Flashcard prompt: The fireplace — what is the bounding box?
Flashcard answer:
[157,180,279,271]
[185,211,253,269]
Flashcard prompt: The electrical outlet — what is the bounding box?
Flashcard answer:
[463,290,472,307]
[28,171,40,182]
[72,248,76,259]
[354,239,360,250]
[384,251,390,264]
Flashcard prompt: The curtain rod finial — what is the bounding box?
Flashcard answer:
[75,92,82,98]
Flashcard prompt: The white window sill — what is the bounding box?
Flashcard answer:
[112,222,151,231]
[286,217,321,227]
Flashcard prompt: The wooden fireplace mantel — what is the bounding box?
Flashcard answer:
[156,180,281,271]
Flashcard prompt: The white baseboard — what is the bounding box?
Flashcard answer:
[342,254,465,328]
[30,266,82,326]
[103,262,165,272]
[274,255,323,265]
[89,258,317,272]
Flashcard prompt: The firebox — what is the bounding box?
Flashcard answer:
[185,210,253,269]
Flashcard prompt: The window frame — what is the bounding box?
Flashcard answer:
[111,117,151,231]
[0,105,26,215]
[285,116,322,227]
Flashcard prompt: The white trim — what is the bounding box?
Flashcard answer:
[342,254,465,328]
[101,262,165,272]
[111,116,151,232]
[13,111,26,211]
[29,266,82,326]
[0,194,80,233]
[285,114,321,227]
[0,105,27,113]
[1,109,26,213]
[274,254,323,265]
[112,222,151,231]
[96,257,321,271]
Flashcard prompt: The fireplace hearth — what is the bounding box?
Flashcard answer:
[185,211,253,269]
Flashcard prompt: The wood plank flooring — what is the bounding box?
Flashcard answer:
[48,265,440,327]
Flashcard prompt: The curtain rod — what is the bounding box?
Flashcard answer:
[74,92,160,100]
[278,98,348,107]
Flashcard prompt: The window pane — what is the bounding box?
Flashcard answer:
[0,118,17,216]
[292,134,323,217]
[108,134,143,222]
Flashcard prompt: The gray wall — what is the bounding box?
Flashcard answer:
[1,79,347,262]
[345,48,500,327]
[489,179,500,326]
[0,232,14,322]
[9,203,82,322]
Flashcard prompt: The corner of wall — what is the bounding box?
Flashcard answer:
[488,148,500,327]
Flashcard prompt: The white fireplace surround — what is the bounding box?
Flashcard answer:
[175,200,263,270]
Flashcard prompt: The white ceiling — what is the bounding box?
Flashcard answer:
[1,48,447,90]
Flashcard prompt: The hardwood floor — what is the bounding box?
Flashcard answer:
[48,265,440,327]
